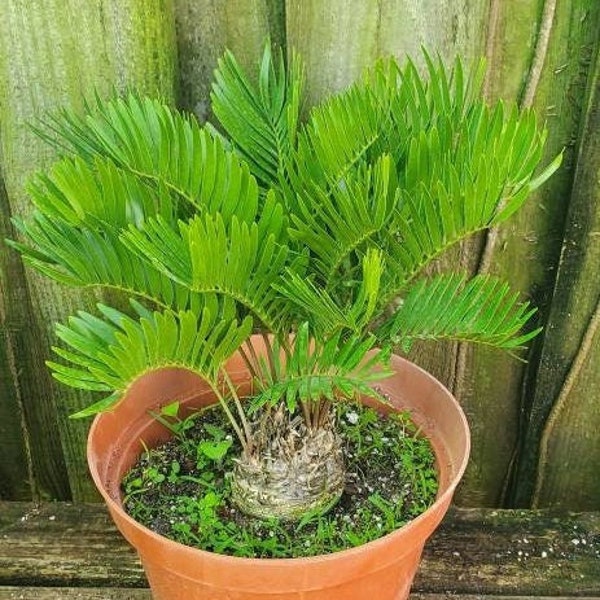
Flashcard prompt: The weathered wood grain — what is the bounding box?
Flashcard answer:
[499,0,600,508]
[174,0,284,120]
[0,179,37,501]
[286,0,487,104]
[0,503,598,595]
[454,0,600,508]
[414,508,600,595]
[523,24,600,509]
[1,592,597,600]
[0,589,150,600]
[0,0,178,501]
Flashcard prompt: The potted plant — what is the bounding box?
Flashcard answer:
[9,43,560,599]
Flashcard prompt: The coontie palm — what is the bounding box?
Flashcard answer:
[9,43,561,520]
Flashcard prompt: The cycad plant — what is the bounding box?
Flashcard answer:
[10,44,560,521]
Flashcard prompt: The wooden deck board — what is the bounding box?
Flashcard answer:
[0,591,598,600]
[0,503,598,597]
[0,588,149,599]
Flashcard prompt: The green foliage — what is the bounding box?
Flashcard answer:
[248,323,392,413]
[121,203,291,330]
[49,302,252,417]
[39,94,261,222]
[10,42,560,418]
[378,273,541,353]
[211,43,304,187]
[149,401,197,439]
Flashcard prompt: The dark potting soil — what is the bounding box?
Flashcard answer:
[122,402,438,558]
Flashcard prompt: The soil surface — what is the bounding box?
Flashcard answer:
[122,402,438,558]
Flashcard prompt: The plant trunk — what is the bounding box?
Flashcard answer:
[230,405,345,521]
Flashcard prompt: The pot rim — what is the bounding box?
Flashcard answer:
[88,355,470,566]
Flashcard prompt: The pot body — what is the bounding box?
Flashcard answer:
[88,339,470,600]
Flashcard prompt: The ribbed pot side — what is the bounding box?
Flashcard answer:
[87,339,470,600]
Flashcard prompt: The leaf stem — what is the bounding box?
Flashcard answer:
[221,369,254,453]
[209,378,249,453]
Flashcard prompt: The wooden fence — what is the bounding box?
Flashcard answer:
[0,0,598,509]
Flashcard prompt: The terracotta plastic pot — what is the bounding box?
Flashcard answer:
[88,338,470,600]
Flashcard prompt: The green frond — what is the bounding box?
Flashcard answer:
[300,52,485,184]
[289,155,397,285]
[377,273,540,353]
[376,102,557,301]
[249,324,392,412]
[419,51,486,125]
[41,94,260,223]
[285,50,559,308]
[49,303,253,418]
[276,249,385,339]
[10,213,201,311]
[348,248,385,330]
[123,210,293,331]
[274,270,350,336]
[211,41,304,186]
[292,83,382,194]
[27,155,176,229]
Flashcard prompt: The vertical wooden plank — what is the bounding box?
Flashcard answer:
[1,174,79,500]
[174,0,284,119]
[0,0,178,500]
[286,0,380,105]
[375,0,490,438]
[0,327,29,499]
[460,0,600,507]
[0,178,38,500]
[520,32,600,509]
[376,0,487,64]
[452,0,546,505]
[286,0,487,102]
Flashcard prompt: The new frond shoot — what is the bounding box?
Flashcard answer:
[10,41,560,522]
